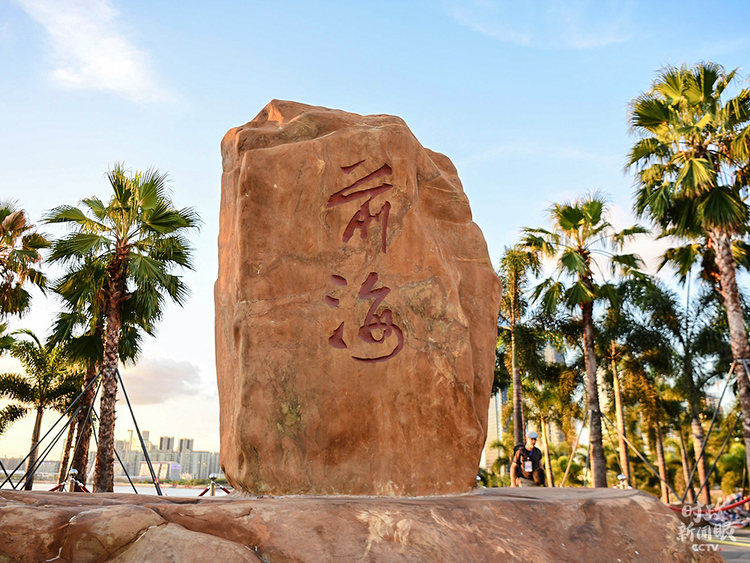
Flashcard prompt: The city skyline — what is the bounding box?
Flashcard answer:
[0,428,221,486]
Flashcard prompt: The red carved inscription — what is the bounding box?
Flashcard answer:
[329,322,347,349]
[352,272,403,363]
[328,161,393,253]
[326,272,403,363]
[325,162,404,363]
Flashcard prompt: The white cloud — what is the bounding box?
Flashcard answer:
[16,0,169,102]
[451,0,633,50]
[118,357,206,406]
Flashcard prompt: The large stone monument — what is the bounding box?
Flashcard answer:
[215,100,501,495]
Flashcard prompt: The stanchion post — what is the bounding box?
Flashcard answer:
[67,469,78,493]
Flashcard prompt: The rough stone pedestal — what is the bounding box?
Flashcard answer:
[0,489,720,562]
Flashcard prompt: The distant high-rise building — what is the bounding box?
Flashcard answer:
[481,343,565,472]
[179,451,221,480]
[480,387,508,471]
[178,438,194,452]
[543,342,564,364]
[705,394,721,411]
[126,429,153,452]
[159,436,175,452]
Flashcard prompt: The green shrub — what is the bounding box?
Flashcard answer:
[721,470,741,496]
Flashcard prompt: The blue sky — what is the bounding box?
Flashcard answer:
[1,0,749,457]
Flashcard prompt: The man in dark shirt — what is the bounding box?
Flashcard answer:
[510,431,545,486]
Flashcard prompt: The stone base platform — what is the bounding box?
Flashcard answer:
[0,488,719,562]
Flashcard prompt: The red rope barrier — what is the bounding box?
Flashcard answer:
[49,480,90,493]
[197,485,231,497]
[668,495,750,515]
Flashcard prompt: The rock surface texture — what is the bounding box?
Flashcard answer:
[216,100,502,495]
[0,489,720,562]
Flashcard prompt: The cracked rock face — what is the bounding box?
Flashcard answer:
[216,100,501,495]
[0,495,261,563]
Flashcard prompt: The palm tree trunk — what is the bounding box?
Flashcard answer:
[512,326,524,447]
[542,419,555,487]
[611,341,631,486]
[70,361,98,491]
[93,275,124,493]
[640,412,651,455]
[582,301,607,487]
[683,347,710,505]
[711,230,750,500]
[678,425,696,503]
[655,420,670,504]
[57,417,77,485]
[24,408,44,491]
[690,416,711,505]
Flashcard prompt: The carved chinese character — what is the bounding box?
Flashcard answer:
[328,160,393,253]
[325,272,403,362]
[352,272,403,363]
[326,275,349,349]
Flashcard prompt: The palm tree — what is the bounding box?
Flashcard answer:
[621,347,674,503]
[598,279,677,489]
[44,164,199,492]
[598,281,637,487]
[48,258,108,488]
[0,202,50,347]
[0,330,82,489]
[521,193,646,487]
[629,280,730,504]
[497,245,541,446]
[628,62,750,478]
[49,256,158,490]
[659,386,697,502]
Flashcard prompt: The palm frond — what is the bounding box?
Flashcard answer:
[631,95,671,132]
[658,243,703,283]
[564,281,595,308]
[559,249,588,276]
[610,253,644,276]
[520,230,557,256]
[0,404,27,435]
[531,279,565,315]
[82,197,108,222]
[697,187,749,230]
[673,156,716,196]
[627,138,672,167]
[0,372,34,402]
[49,233,111,263]
[612,225,649,250]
